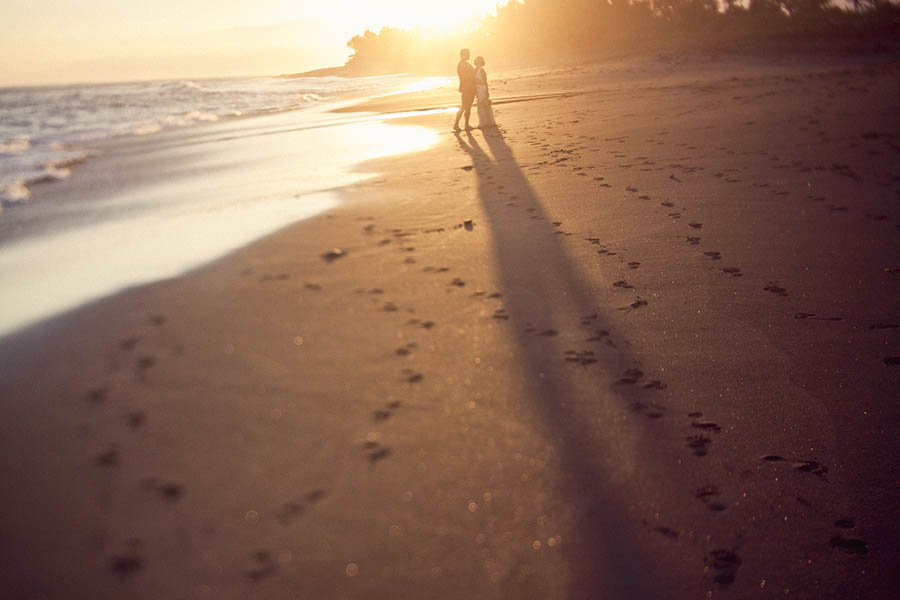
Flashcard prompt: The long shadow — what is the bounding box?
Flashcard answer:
[457,129,670,599]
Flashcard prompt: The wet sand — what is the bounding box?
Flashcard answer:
[1,50,899,599]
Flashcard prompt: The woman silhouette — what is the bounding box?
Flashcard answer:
[474,56,497,129]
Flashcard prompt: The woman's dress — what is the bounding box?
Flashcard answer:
[475,67,497,129]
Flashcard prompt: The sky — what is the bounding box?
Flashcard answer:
[1,0,503,86]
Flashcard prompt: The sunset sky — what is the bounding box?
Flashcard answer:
[1,0,503,86]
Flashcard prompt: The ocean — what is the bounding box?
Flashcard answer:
[0,74,447,204]
[0,74,451,338]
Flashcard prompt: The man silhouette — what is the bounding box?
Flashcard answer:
[453,48,476,133]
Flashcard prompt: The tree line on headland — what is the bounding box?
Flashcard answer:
[340,0,899,75]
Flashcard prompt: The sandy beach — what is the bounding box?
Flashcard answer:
[1,47,899,599]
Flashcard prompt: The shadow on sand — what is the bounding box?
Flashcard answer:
[456,128,671,599]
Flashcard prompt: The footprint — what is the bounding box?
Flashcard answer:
[868,322,898,330]
[125,411,145,429]
[582,324,604,338]
[580,313,599,325]
[120,337,139,351]
[829,536,869,556]
[834,518,856,529]
[629,402,666,419]
[661,201,675,208]
[450,278,466,287]
[95,446,120,468]
[643,380,667,390]
[109,552,144,578]
[403,370,424,384]
[612,280,634,289]
[691,420,721,432]
[320,248,347,262]
[540,329,558,337]
[793,460,828,477]
[620,298,648,311]
[705,549,741,585]
[493,309,510,320]
[704,251,722,260]
[688,222,703,229]
[686,236,701,245]
[627,262,641,270]
[760,455,828,477]
[278,489,328,524]
[617,368,643,384]
[374,400,402,421]
[794,313,842,321]
[686,435,712,457]
[136,355,157,372]
[764,282,789,296]
[564,350,598,366]
[395,343,416,356]
[884,357,900,366]
[694,485,720,500]
[655,526,679,539]
[722,267,742,277]
[86,387,108,404]
[246,550,277,582]
[363,440,392,463]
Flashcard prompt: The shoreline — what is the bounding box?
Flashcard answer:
[2,50,900,598]
[0,96,445,339]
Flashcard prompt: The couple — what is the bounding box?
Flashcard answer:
[453,48,496,133]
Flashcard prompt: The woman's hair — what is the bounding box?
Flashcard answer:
[474,56,485,67]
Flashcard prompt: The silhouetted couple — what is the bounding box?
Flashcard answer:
[453,48,496,132]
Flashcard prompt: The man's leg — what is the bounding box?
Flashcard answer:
[462,93,474,129]
[453,95,464,131]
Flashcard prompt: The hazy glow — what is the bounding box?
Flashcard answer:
[1,1,501,86]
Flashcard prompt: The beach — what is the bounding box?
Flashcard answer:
[1,47,899,599]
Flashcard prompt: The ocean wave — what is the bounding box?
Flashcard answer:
[0,138,31,155]
[0,73,440,212]
[0,145,88,205]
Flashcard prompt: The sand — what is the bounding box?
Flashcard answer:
[1,48,899,599]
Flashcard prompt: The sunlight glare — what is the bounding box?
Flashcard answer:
[278,0,501,34]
